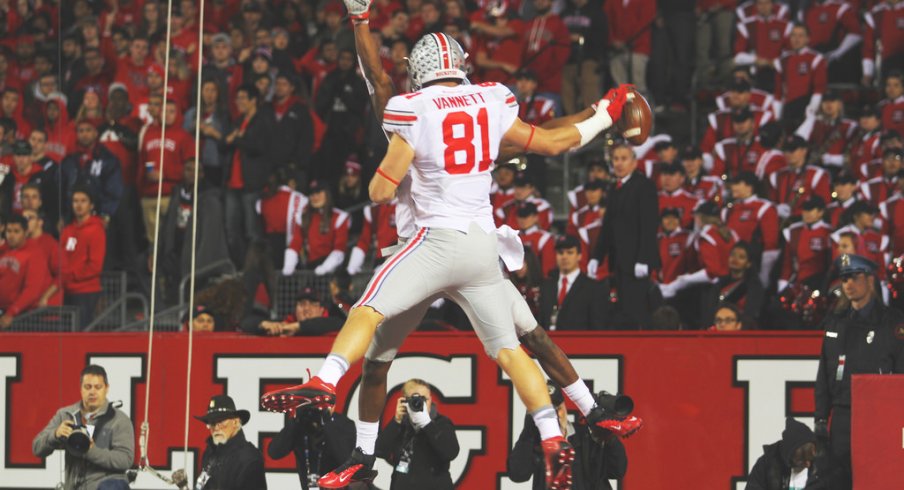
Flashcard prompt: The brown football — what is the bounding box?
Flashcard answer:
[617,89,653,145]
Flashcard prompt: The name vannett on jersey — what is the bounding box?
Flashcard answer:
[432,93,487,110]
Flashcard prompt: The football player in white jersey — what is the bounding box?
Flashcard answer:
[261,10,632,490]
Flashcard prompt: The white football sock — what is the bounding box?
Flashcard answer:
[562,380,596,417]
[356,420,379,455]
[316,354,349,386]
[531,405,562,440]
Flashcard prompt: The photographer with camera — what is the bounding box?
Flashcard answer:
[375,379,460,489]
[267,404,357,489]
[32,365,134,490]
[508,382,628,489]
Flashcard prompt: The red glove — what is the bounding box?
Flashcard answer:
[602,84,634,123]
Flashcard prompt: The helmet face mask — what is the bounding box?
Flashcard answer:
[408,33,469,91]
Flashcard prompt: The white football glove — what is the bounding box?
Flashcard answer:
[344,0,371,20]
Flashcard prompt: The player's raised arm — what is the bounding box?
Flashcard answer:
[502,86,631,156]
[346,0,394,120]
[369,133,414,203]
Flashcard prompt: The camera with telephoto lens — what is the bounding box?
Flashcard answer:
[597,391,634,417]
[66,412,91,454]
[406,393,426,412]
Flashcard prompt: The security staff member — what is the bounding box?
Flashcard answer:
[815,254,904,489]
[375,379,460,489]
[267,405,356,489]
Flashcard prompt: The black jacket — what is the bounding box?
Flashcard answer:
[507,416,627,490]
[227,108,276,192]
[60,144,124,219]
[198,430,267,490]
[159,182,231,282]
[815,299,904,420]
[702,271,765,328]
[268,411,355,490]
[375,414,460,490]
[592,172,660,274]
[746,419,838,490]
[268,99,314,171]
[314,68,368,136]
[539,272,609,329]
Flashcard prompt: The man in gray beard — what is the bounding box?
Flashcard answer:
[194,395,267,490]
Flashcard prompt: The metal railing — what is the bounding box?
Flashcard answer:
[85,293,150,332]
[117,304,187,332]
[7,307,80,332]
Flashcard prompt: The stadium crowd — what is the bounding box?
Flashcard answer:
[0,0,901,331]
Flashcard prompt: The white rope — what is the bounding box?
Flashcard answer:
[139,0,175,470]
[183,0,207,474]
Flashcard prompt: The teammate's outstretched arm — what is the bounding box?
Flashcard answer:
[349,11,394,120]
[369,133,413,203]
[503,86,630,156]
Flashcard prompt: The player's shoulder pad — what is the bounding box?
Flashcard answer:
[383,94,420,126]
[480,82,518,108]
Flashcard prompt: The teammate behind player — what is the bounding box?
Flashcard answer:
[261,25,630,490]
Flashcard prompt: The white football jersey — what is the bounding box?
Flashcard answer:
[382,82,519,233]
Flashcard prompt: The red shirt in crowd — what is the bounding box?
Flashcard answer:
[114,58,152,101]
[658,189,700,229]
[472,17,525,84]
[734,14,792,63]
[879,95,904,137]
[684,174,724,202]
[712,136,766,178]
[355,202,399,259]
[522,12,571,93]
[795,115,856,168]
[769,165,832,216]
[860,175,898,205]
[700,107,772,154]
[136,119,196,198]
[289,208,350,265]
[780,220,832,285]
[491,183,516,218]
[693,224,740,279]
[604,0,656,56]
[826,196,859,228]
[863,2,904,77]
[754,148,787,181]
[518,94,556,126]
[496,197,554,230]
[721,196,781,252]
[716,88,775,112]
[296,48,336,99]
[0,241,51,316]
[659,228,692,284]
[736,0,789,23]
[520,225,556,277]
[60,216,106,294]
[879,193,904,257]
[567,202,603,238]
[849,129,883,181]
[831,224,891,278]
[774,48,827,104]
[577,220,607,279]
[258,186,308,244]
[800,0,861,51]
[29,233,62,306]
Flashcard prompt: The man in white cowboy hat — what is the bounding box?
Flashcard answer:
[194,395,267,490]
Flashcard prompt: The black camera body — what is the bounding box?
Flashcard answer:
[66,412,91,454]
[406,393,426,412]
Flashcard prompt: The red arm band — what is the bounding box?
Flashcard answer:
[524,124,536,152]
[376,167,400,186]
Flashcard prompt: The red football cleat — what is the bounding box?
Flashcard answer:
[318,447,377,488]
[541,435,574,490]
[260,375,336,416]
[595,415,644,439]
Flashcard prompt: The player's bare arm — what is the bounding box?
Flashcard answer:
[369,133,414,203]
[502,85,631,157]
[350,17,394,120]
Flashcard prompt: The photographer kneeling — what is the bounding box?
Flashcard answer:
[32,365,134,490]
[375,379,460,489]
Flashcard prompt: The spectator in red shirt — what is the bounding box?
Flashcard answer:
[798,0,862,84]
[723,172,781,285]
[604,0,654,95]
[495,173,554,230]
[862,0,904,87]
[0,88,30,139]
[114,35,151,101]
[23,209,62,308]
[849,104,884,181]
[860,148,903,205]
[287,180,349,276]
[60,186,106,327]
[879,71,904,137]
[732,0,791,92]
[711,107,767,179]
[769,135,832,219]
[658,207,692,285]
[795,91,856,171]
[347,199,399,275]
[517,202,557,277]
[0,214,51,328]
[257,168,308,274]
[472,2,524,84]
[773,24,827,130]
[779,196,832,292]
[137,96,196,247]
[682,146,724,202]
[40,95,72,163]
[658,162,701,229]
[4,140,42,215]
[523,0,571,93]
